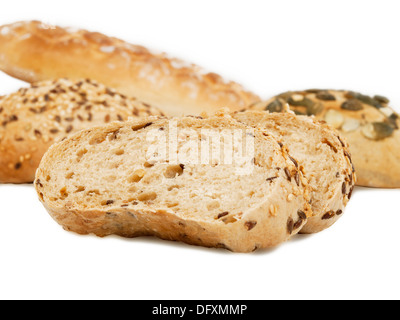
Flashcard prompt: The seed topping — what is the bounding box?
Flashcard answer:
[316,91,336,101]
[361,122,395,140]
[245,221,257,231]
[322,211,335,220]
[341,99,364,111]
[284,167,292,182]
[0,79,163,154]
[265,99,284,113]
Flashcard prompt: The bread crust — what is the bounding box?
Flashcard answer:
[0,21,260,117]
[0,78,164,183]
[35,116,312,253]
[232,111,355,234]
[248,90,400,188]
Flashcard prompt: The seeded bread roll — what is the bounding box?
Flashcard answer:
[34,115,312,253]
[0,21,260,117]
[248,90,400,188]
[232,111,356,234]
[0,78,164,184]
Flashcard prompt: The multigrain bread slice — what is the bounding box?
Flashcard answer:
[34,115,312,253]
[232,111,356,234]
[0,78,164,183]
[0,20,260,116]
[248,90,400,188]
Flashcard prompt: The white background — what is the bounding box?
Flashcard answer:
[0,0,399,300]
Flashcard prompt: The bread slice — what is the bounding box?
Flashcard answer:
[232,111,356,234]
[0,78,164,183]
[35,115,312,253]
[0,21,260,116]
[248,90,400,188]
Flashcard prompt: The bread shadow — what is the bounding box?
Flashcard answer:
[6,183,373,255]
[102,233,315,255]
[103,234,236,255]
[0,182,34,188]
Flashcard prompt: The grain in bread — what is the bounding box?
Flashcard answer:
[0,78,164,183]
[0,21,260,116]
[248,90,400,188]
[232,110,356,233]
[34,115,312,253]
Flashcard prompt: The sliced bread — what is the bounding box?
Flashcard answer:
[35,115,312,252]
[232,110,356,234]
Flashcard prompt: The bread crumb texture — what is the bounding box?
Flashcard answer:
[35,115,312,252]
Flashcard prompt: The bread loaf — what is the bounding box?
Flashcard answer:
[0,21,260,117]
[34,115,312,253]
[0,78,164,183]
[248,90,400,188]
[232,111,356,233]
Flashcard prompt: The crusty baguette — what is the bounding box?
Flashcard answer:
[0,21,260,117]
[248,90,400,188]
[0,78,164,183]
[34,115,312,253]
[232,111,356,234]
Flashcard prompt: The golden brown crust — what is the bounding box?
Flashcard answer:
[35,116,312,253]
[0,78,164,183]
[0,21,260,117]
[232,110,356,234]
[248,90,400,188]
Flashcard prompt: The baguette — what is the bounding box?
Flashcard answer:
[248,90,400,188]
[0,78,164,183]
[232,111,356,233]
[0,21,260,117]
[34,115,312,252]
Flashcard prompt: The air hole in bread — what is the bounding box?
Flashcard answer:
[59,187,68,199]
[76,148,88,161]
[114,149,124,156]
[137,192,157,202]
[75,186,85,193]
[65,172,74,179]
[89,134,106,145]
[223,215,238,224]
[144,162,154,168]
[166,202,179,208]
[87,189,101,196]
[128,169,146,183]
[164,165,184,178]
[168,185,180,191]
[46,175,51,182]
